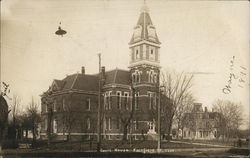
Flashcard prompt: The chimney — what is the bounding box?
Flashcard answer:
[205,106,208,112]
[81,66,85,74]
[101,66,105,79]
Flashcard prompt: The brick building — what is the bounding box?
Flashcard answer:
[181,103,222,140]
[40,4,168,141]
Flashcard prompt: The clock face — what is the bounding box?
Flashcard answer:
[147,25,156,39]
[133,25,142,40]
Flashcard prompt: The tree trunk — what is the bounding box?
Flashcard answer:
[32,127,36,148]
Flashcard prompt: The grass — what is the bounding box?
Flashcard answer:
[14,139,222,152]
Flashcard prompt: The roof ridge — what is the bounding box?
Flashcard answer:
[106,68,129,73]
[70,73,79,89]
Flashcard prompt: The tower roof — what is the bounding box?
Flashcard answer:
[129,3,160,45]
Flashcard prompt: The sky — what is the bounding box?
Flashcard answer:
[1,0,249,127]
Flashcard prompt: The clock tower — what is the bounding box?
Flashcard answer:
[129,3,161,90]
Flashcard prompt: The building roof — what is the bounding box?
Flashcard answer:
[49,74,99,92]
[105,68,131,85]
[129,4,160,44]
[46,68,131,94]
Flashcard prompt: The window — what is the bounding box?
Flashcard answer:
[148,92,152,110]
[53,119,57,133]
[87,118,91,129]
[134,120,139,130]
[153,94,157,110]
[124,92,129,110]
[109,117,112,130]
[135,92,139,110]
[154,74,157,83]
[53,100,57,112]
[137,72,141,83]
[86,98,91,111]
[132,74,136,83]
[136,50,139,59]
[147,70,158,83]
[132,71,141,83]
[108,91,112,109]
[116,91,121,109]
[148,92,156,110]
[149,47,155,60]
[103,117,106,130]
[150,73,154,83]
[149,121,153,130]
[105,117,109,130]
[104,93,107,109]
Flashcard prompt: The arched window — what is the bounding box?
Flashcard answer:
[132,74,136,83]
[148,71,152,82]
[150,72,154,83]
[137,71,141,83]
[116,91,121,109]
[154,74,157,83]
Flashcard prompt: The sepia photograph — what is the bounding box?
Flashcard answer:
[0,0,249,157]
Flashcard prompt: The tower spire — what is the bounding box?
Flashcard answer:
[141,0,149,13]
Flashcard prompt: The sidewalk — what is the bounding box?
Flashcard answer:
[168,140,232,148]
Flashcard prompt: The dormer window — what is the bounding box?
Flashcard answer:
[133,25,142,41]
[148,25,156,41]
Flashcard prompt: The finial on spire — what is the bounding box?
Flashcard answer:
[140,0,149,13]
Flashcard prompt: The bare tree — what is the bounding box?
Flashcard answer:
[7,94,22,144]
[0,95,10,151]
[26,97,41,147]
[212,99,243,140]
[62,93,78,141]
[174,94,194,139]
[43,91,54,147]
[161,70,193,140]
[11,95,21,127]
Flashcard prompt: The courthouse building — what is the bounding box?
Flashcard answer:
[40,4,168,141]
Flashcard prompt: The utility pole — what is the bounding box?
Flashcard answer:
[97,53,101,152]
[157,86,161,151]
